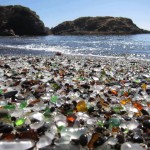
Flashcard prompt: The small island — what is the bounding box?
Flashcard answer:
[51,16,150,35]
[0,5,49,36]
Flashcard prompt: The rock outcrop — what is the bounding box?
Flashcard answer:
[0,5,49,36]
[51,17,150,35]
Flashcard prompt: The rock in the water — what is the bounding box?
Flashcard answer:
[0,5,50,36]
[51,16,150,35]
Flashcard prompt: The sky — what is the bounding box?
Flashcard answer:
[0,0,150,30]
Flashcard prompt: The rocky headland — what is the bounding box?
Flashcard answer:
[51,16,150,35]
[0,5,150,36]
[0,5,50,36]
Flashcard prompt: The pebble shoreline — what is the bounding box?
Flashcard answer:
[0,54,150,150]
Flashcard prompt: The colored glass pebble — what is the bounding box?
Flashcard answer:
[67,116,76,123]
[141,83,147,90]
[133,102,143,111]
[44,108,51,117]
[112,127,120,132]
[52,83,60,91]
[124,129,129,133]
[79,77,85,81]
[88,133,100,149]
[76,100,87,112]
[66,109,74,115]
[57,125,65,132]
[120,98,131,105]
[0,89,3,94]
[100,99,109,108]
[109,118,121,129]
[19,101,27,109]
[1,133,16,140]
[113,105,123,113]
[135,111,142,116]
[120,100,127,105]
[18,129,38,141]
[51,95,58,103]
[124,91,129,97]
[4,104,16,110]
[15,118,25,126]
[134,79,141,83]
[111,90,117,95]
[97,121,104,127]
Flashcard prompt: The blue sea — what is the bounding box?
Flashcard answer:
[0,34,150,59]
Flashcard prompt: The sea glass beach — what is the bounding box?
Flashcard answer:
[0,1,150,149]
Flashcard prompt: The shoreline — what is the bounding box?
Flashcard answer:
[1,52,150,63]
[0,54,149,150]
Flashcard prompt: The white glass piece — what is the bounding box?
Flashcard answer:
[121,142,145,150]
[36,135,52,149]
[0,140,34,150]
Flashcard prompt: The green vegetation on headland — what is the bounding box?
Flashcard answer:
[0,5,150,36]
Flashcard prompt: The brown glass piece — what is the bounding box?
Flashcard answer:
[18,129,39,141]
[87,133,101,149]
[1,133,16,140]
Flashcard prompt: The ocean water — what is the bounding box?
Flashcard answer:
[0,34,150,59]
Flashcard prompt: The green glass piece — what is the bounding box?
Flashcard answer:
[113,106,123,113]
[51,95,58,103]
[134,79,140,83]
[101,70,106,75]
[109,118,121,129]
[4,104,16,110]
[52,64,56,67]
[15,118,25,126]
[0,89,3,94]
[124,129,129,133]
[79,77,85,81]
[57,125,64,132]
[19,101,27,109]
[121,91,124,95]
[52,83,60,91]
[44,107,51,117]
[67,109,73,115]
[97,121,104,127]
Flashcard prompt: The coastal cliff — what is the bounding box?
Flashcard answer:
[0,5,49,36]
[51,17,150,35]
